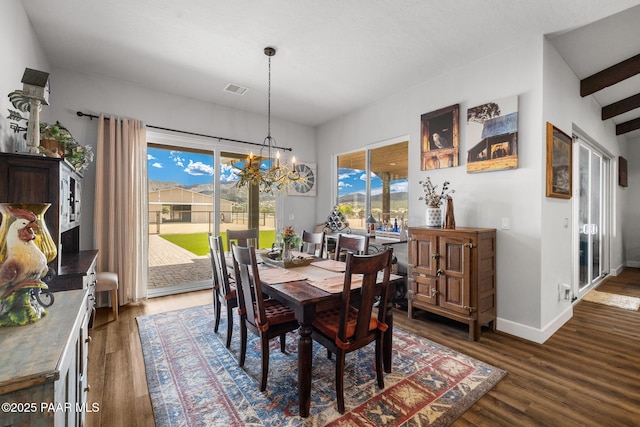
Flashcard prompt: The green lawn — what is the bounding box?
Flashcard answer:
[159,230,276,256]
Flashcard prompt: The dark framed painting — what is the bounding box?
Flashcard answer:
[420,104,459,170]
[545,122,572,199]
[619,156,628,187]
[466,95,518,173]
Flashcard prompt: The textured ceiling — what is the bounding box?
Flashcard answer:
[20,0,640,132]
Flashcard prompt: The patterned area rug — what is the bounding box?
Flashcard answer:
[137,305,506,426]
[582,290,640,311]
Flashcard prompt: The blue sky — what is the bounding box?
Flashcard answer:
[338,168,408,197]
[147,147,240,185]
[148,147,409,193]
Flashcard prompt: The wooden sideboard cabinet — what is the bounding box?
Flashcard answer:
[407,227,496,341]
[0,153,95,292]
[0,289,92,427]
[51,250,98,292]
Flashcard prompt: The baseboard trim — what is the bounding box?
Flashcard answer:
[626,260,640,268]
[497,306,573,344]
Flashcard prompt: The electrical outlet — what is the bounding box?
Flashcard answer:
[558,283,571,301]
[501,218,510,230]
[288,213,295,220]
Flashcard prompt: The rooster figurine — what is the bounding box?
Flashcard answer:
[0,206,50,326]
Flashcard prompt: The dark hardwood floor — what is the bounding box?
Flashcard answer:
[86,268,640,426]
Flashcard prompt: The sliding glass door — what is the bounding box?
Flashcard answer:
[147,144,215,297]
[146,133,281,297]
[576,137,609,294]
[219,151,277,251]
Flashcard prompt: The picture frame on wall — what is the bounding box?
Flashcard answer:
[545,122,572,199]
[619,156,628,187]
[466,95,519,173]
[420,104,459,170]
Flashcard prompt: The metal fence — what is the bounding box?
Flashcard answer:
[148,210,276,234]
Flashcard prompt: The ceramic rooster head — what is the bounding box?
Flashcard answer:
[0,206,49,298]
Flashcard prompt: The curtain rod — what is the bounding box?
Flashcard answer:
[75,111,292,152]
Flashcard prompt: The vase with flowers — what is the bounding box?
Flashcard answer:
[418,178,454,227]
[281,225,301,260]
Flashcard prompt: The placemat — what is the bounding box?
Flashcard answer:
[310,259,347,272]
[258,267,307,284]
[307,274,363,294]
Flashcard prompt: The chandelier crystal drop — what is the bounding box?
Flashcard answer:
[235,47,304,194]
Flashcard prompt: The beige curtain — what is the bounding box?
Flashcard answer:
[94,115,148,305]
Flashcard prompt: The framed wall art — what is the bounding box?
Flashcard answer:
[545,122,572,199]
[288,161,317,196]
[466,95,519,173]
[619,156,628,187]
[420,104,459,170]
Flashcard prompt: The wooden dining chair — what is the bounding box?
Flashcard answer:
[300,230,325,258]
[311,249,393,413]
[209,233,238,348]
[334,234,369,261]
[226,228,259,250]
[231,244,299,392]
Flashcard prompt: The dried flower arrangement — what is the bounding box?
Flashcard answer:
[418,178,455,207]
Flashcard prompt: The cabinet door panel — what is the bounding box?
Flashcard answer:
[409,234,437,276]
[413,274,437,306]
[438,236,471,314]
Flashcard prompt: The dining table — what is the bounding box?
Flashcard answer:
[229,250,401,418]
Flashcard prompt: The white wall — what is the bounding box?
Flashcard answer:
[541,38,628,330]
[45,67,317,250]
[624,135,640,267]
[316,35,632,342]
[0,0,50,153]
[317,36,547,339]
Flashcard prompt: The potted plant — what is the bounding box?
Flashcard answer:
[40,122,94,172]
[418,178,454,227]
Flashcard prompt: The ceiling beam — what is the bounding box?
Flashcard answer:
[580,53,640,97]
[616,117,640,135]
[602,93,640,120]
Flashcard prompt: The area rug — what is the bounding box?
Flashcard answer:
[137,305,506,426]
[582,290,640,311]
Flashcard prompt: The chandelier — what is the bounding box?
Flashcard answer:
[235,47,303,194]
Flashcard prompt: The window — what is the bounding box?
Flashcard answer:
[337,140,408,231]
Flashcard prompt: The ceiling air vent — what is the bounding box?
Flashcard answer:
[224,83,248,95]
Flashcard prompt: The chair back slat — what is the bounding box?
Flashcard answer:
[301,230,325,257]
[231,244,265,330]
[209,234,233,298]
[334,234,369,260]
[340,249,392,343]
[208,233,220,292]
[227,228,259,250]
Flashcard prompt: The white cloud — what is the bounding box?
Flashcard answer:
[184,160,213,176]
[152,162,163,168]
[169,151,185,168]
[391,181,408,192]
[148,154,156,160]
[220,163,239,182]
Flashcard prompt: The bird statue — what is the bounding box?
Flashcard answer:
[0,206,51,326]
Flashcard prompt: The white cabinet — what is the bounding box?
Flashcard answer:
[0,289,92,426]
